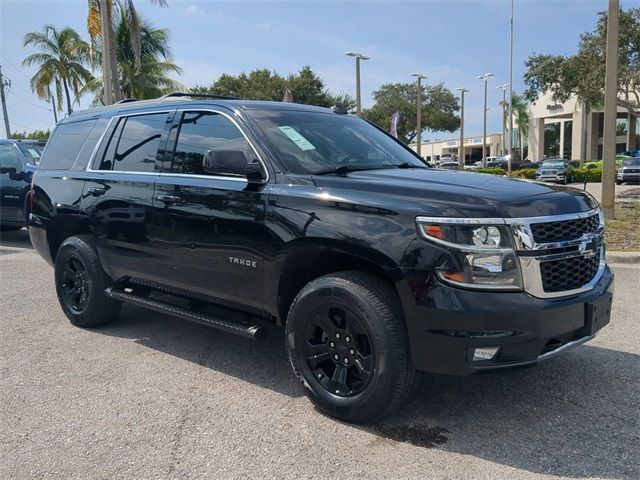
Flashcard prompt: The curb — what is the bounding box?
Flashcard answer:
[606,251,640,264]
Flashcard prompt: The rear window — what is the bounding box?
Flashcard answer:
[39,120,97,170]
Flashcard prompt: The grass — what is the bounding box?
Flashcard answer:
[605,202,640,251]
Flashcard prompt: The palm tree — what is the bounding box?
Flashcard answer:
[87,0,168,102]
[114,8,182,99]
[500,93,530,155]
[82,10,182,103]
[23,25,93,115]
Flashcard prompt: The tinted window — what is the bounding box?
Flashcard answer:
[622,158,640,166]
[170,111,254,175]
[39,120,97,170]
[0,144,20,169]
[99,113,167,172]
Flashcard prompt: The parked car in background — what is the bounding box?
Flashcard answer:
[622,150,640,158]
[535,158,574,184]
[436,161,459,170]
[486,153,523,170]
[584,156,626,170]
[616,157,640,185]
[0,139,46,230]
[438,153,456,163]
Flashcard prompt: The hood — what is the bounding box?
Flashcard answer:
[311,168,598,218]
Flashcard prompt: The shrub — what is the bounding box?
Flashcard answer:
[573,167,602,183]
[510,168,537,179]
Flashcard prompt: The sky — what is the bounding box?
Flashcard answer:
[0,0,631,140]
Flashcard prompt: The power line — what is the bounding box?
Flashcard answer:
[0,54,32,82]
[0,116,36,132]
[6,104,52,126]
[6,87,53,112]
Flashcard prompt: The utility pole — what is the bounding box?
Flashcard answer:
[99,0,114,105]
[48,85,58,124]
[412,73,427,156]
[0,65,11,138]
[345,51,369,116]
[477,73,495,166]
[457,87,469,170]
[508,0,514,169]
[602,0,619,219]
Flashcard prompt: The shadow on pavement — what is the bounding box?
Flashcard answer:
[0,228,33,250]
[98,304,638,479]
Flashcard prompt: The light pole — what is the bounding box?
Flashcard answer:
[508,0,514,163]
[497,83,509,157]
[412,73,427,157]
[457,87,469,170]
[345,51,369,116]
[477,73,495,166]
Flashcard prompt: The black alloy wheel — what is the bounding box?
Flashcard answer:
[303,304,374,397]
[60,256,90,313]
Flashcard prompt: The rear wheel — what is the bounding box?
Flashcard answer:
[286,271,415,423]
[54,236,121,327]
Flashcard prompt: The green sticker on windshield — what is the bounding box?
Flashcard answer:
[278,126,316,151]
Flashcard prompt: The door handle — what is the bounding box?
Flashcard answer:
[87,186,107,197]
[155,194,182,204]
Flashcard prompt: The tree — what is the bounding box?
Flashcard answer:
[523,7,640,115]
[191,66,354,109]
[362,82,460,144]
[87,0,168,102]
[22,25,93,115]
[82,8,182,102]
[499,92,529,154]
[10,130,50,140]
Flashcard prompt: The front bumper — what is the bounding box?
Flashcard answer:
[536,174,566,182]
[401,265,614,375]
[617,172,640,183]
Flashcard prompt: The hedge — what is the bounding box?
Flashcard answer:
[572,167,602,183]
[469,166,603,183]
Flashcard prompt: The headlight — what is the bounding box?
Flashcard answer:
[416,217,522,290]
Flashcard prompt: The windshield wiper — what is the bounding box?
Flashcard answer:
[386,162,428,169]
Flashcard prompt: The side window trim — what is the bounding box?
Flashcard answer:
[160,107,269,183]
[88,109,175,174]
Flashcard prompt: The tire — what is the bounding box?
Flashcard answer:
[616,180,622,185]
[286,271,415,423]
[54,235,121,327]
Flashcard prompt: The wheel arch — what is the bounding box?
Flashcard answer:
[270,238,406,325]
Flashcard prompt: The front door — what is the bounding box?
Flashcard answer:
[151,109,269,313]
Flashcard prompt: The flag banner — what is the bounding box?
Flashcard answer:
[390,111,400,138]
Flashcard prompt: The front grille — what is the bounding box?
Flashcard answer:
[540,169,558,175]
[540,254,600,292]
[530,214,600,244]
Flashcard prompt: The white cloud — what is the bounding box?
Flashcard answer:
[183,5,204,18]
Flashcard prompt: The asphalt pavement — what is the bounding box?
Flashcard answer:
[1,228,638,479]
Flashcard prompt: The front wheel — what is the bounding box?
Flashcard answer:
[286,271,415,423]
[54,235,121,327]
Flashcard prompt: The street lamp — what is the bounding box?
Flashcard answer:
[477,72,495,166]
[497,83,509,157]
[345,51,370,116]
[411,73,427,157]
[457,87,469,170]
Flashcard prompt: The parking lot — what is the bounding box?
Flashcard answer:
[1,228,638,479]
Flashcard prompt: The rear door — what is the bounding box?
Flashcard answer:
[151,108,270,313]
[0,143,25,224]
[82,108,174,282]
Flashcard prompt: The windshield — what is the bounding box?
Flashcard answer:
[248,110,427,174]
[622,158,640,166]
[541,160,564,167]
[17,143,45,164]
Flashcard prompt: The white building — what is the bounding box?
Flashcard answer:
[528,91,638,161]
[409,133,502,163]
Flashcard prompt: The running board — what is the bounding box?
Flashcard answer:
[105,288,267,340]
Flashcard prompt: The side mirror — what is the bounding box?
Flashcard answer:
[203,150,264,183]
[0,166,18,175]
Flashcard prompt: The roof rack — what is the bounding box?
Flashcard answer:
[161,92,238,100]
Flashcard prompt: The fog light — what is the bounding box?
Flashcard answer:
[473,347,500,361]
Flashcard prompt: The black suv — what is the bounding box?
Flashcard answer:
[1,139,45,230]
[29,94,613,422]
